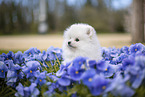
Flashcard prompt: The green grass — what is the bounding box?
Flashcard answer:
[0,50,23,54]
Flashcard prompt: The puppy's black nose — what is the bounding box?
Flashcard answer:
[68,41,71,45]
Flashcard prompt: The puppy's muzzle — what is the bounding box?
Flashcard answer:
[68,41,75,48]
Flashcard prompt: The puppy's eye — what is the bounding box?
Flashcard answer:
[75,38,79,42]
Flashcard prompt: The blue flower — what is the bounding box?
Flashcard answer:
[120,46,129,54]
[56,64,67,76]
[102,47,110,60]
[24,47,40,57]
[88,60,97,68]
[131,70,144,89]
[1,43,145,97]
[15,83,40,97]
[6,62,23,86]
[46,46,56,61]
[14,51,24,64]
[0,61,8,78]
[6,51,15,60]
[81,69,96,87]
[35,71,46,86]
[126,67,144,89]
[5,60,21,71]
[110,47,119,58]
[106,75,134,97]
[0,51,14,61]
[33,53,44,61]
[46,46,62,61]
[125,56,145,89]
[68,66,85,81]
[44,83,59,96]
[47,73,58,81]
[58,76,71,86]
[6,70,17,86]
[42,50,47,61]
[96,60,109,71]
[129,43,144,54]
[51,47,62,60]
[100,65,118,77]
[24,83,40,97]
[72,56,87,69]
[135,55,145,69]
[23,61,40,78]
[0,53,7,61]
[122,55,135,70]
[15,83,24,96]
[116,53,128,63]
[110,57,118,64]
[89,75,110,96]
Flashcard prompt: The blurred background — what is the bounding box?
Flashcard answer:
[0,0,144,51]
[0,0,132,34]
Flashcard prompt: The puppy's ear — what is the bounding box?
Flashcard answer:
[86,28,93,38]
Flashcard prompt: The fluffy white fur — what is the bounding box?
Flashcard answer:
[62,23,102,64]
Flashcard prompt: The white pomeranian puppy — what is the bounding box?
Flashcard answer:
[62,23,102,64]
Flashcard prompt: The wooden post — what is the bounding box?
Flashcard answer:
[131,0,144,43]
[144,0,145,41]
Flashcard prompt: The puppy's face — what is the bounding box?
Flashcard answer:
[63,24,95,49]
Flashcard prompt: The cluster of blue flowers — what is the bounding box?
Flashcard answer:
[0,43,145,97]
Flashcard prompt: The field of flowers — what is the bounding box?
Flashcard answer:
[0,43,145,97]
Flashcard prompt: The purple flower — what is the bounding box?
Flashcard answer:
[0,61,8,78]
[81,69,96,87]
